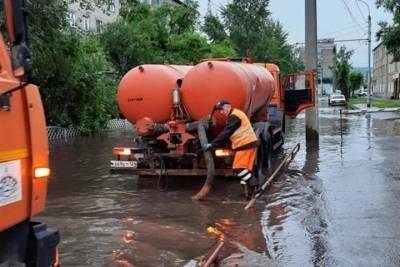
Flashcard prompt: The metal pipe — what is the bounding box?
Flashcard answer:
[244,143,301,210]
[201,240,225,267]
[192,122,215,200]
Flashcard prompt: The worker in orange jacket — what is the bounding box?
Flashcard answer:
[203,100,259,199]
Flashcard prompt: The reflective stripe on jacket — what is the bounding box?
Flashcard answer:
[229,109,258,149]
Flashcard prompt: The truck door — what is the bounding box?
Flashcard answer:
[283,71,316,117]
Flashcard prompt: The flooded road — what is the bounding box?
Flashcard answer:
[37,98,400,266]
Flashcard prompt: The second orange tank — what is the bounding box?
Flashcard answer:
[180,61,275,121]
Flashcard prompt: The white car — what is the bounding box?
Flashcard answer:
[328,94,346,106]
[357,90,368,97]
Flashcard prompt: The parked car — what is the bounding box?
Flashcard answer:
[328,94,346,106]
[357,90,368,97]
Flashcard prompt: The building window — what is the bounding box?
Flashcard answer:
[108,0,115,12]
[67,12,76,27]
[82,17,90,31]
[96,20,103,33]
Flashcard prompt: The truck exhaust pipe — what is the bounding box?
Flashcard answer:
[192,122,215,200]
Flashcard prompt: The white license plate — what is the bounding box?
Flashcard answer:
[110,160,137,168]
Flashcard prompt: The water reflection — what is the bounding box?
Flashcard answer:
[36,106,400,266]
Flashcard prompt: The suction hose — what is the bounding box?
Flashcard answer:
[192,122,215,200]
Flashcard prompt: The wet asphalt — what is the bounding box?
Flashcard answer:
[36,96,400,266]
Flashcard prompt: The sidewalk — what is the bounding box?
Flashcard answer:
[342,103,400,115]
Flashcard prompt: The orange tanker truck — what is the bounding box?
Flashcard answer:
[0,0,59,265]
[111,59,315,199]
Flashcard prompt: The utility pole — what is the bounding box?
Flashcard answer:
[305,0,319,141]
[367,13,372,108]
[357,0,372,108]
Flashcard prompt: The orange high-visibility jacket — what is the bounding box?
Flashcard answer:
[229,109,258,149]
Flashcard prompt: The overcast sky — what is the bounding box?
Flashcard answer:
[198,0,393,68]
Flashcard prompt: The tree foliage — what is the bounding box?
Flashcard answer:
[202,14,228,43]
[334,46,354,99]
[349,71,364,97]
[101,2,236,75]
[221,0,303,76]
[376,0,400,61]
[28,0,117,133]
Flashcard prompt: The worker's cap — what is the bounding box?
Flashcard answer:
[214,100,231,110]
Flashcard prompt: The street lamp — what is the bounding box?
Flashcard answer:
[356,0,372,108]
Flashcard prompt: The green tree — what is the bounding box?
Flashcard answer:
[253,21,304,76]
[376,0,400,61]
[334,46,354,99]
[349,71,364,97]
[202,14,227,43]
[101,2,235,75]
[221,0,303,76]
[28,0,117,132]
[222,0,270,56]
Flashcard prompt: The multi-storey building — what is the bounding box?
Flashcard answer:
[67,0,183,33]
[299,38,337,94]
[373,43,400,99]
[67,0,123,33]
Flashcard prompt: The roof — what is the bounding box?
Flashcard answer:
[373,42,384,52]
[171,0,184,5]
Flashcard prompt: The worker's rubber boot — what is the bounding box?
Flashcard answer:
[235,168,258,200]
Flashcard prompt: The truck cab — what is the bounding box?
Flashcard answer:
[0,1,59,265]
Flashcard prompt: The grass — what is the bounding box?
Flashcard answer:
[348,96,400,108]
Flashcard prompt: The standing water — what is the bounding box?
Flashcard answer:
[37,101,400,266]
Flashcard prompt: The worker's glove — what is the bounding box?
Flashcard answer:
[202,143,212,152]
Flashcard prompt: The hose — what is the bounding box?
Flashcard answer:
[192,122,215,200]
[157,155,168,191]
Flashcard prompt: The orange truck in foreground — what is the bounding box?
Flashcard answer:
[0,0,59,266]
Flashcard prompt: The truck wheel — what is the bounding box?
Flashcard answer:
[256,135,272,178]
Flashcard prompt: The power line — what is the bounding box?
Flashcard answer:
[340,0,365,32]
[294,37,368,45]
[320,24,367,37]
[355,0,366,20]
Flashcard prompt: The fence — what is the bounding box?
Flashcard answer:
[47,119,131,141]
[47,126,81,140]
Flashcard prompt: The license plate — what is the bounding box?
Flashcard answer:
[110,160,137,168]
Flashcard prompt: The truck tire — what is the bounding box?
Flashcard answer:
[256,131,272,178]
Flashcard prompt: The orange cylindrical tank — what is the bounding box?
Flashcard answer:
[118,64,192,124]
[180,61,275,121]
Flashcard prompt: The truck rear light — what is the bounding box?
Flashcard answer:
[113,148,131,156]
[215,149,232,157]
[34,167,50,178]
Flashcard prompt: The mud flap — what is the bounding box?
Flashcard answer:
[26,222,59,267]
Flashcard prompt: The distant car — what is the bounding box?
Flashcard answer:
[328,94,346,106]
[357,90,368,97]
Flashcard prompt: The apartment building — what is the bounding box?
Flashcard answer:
[67,0,123,33]
[67,0,183,33]
[373,43,400,99]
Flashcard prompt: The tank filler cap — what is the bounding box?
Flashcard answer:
[208,62,213,68]
[139,66,144,72]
